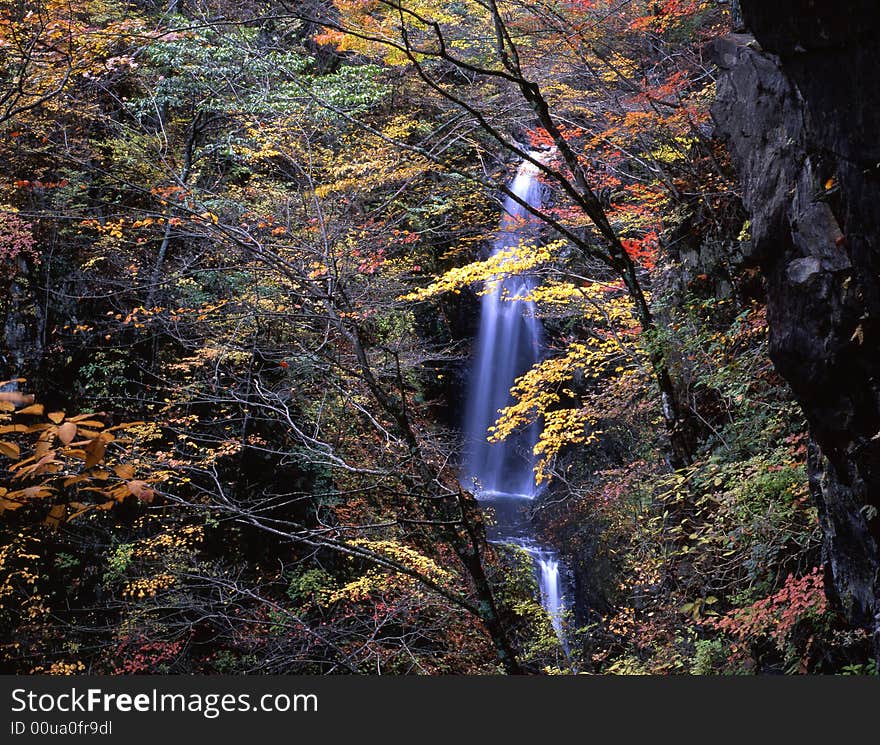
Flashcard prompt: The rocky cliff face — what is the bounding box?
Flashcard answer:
[712,2,880,656]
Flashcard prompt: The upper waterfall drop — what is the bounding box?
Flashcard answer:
[461,154,571,653]
[461,156,546,500]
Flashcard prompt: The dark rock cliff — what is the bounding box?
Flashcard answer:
[712,1,880,656]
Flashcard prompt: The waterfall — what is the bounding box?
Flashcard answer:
[461,159,544,498]
[536,551,567,651]
[461,156,569,651]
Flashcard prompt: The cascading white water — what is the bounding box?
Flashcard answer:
[461,156,569,650]
[538,554,562,635]
[461,159,545,498]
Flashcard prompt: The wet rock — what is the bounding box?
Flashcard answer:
[712,3,880,657]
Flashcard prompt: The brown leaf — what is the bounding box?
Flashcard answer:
[0,440,20,459]
[32,451,57,476]
[0,497,23,513]
[44,504,66,529]
[8,455,35,472]
[126,480,154,503]
[65,419,104,429]
[15,402,43,415]
[0,424,29,435]
[68,505,92,521]
[22,485,54,500]
[84,438,106,469]
[69,413,106,423]
[33,439,51,460]
[47,411,65,424]
[110,484,129,501]
[56,421,77,445]
[114,463,136,479]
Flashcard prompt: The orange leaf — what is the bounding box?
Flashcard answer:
[114,464,135,479]
[65,420,103,429]
[0,424,30,435]
[0,441,20,459]
[15,402,43,415]
[69,413,106,423]
[47,411,65,423]
[0,497,23,513]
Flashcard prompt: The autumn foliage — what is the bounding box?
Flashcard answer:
[0,0,872,677]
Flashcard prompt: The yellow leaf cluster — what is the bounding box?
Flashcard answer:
[399,240,566,301]
[488,329,648,483]
[329,539,453,604]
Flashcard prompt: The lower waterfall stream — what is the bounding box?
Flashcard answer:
[461,156,570,652]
